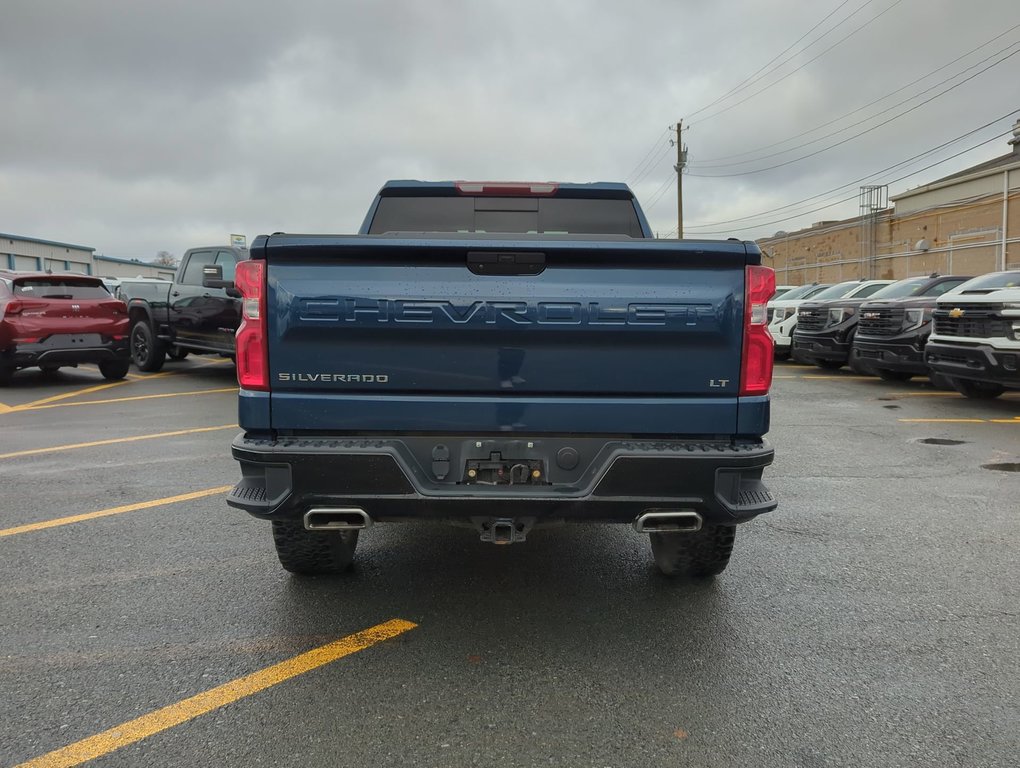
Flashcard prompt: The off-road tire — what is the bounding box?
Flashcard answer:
[130,321,166,372]
[650,524,737,578]
[928,371,952,390]
[877,369,913,382]
[271,520,359,575]
[99,359,131,380]
[815,359,844,370]
[168,347,189,361]
[949,377,1005,400]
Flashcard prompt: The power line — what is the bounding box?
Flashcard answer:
[684,110,1018,230]
[685,0,860,120]
[642,172,679,211]
[689,0,908,127]
[685,46,1020,179]
[625,129,670,182]
[631,144,673,186]
[692,23,1020,166]
[684,128,1014,236]
[690,37,1020,170]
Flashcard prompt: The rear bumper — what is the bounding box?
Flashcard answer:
[852,335,927,374]
[5,334,130,368]
[228,434,777,526]
[924,341,1020,386]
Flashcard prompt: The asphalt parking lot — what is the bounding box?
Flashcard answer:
[1,359,1018,768]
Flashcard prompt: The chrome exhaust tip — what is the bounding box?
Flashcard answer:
[303,507,373,531]
[633,509,703,534]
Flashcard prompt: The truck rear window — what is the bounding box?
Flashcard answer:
[14,279,111,299]
[368,196,644,237]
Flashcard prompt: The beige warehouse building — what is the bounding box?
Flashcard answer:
[757,120,1020,284]
[1,232,95,274]
[1,232,174,280]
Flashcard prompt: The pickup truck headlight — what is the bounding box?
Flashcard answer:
[904,308,933,329]
[827,307,855,325]
[771,307,796,323]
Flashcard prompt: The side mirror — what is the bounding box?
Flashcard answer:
[202,264,235,292]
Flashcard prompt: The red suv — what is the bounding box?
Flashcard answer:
[0,271,131,386]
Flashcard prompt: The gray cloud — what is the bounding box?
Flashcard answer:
[1,0,1016,257]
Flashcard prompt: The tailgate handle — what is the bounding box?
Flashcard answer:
[467,251,545,276]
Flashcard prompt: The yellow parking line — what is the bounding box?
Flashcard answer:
[0,401,13,414]
[14,619,417,768]
[78,365,145,380]
[0,424,237,461]
[0,486,233,538]
[800,375,876,380]
[15,387,237,412]
[16,379,131,409]
[898,418,989,424]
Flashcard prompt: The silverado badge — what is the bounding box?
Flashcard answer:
[949,308,965,318]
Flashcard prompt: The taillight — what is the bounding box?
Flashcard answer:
[740,265,776,396]
[2,300,25,317]
[455,181,559,196]
[234,260,268,391]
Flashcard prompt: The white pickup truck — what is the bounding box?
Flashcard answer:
[925,270,1020,399]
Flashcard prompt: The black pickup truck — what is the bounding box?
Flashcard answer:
[121,246,245,371]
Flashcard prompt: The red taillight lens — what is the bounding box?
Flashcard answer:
[2,300,25,316]
[740,265,776,396]
[455,181,559,196]
[234,260,268,391]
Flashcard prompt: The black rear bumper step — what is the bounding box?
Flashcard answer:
[228,435,776,526]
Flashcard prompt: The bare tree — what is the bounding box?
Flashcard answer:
[154,250,177,266]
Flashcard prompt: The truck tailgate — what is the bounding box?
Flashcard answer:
[261,236,750,435]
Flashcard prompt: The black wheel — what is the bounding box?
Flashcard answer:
[877,369,913,382]
[168,347,189,360]
[130,321,166,372]
[98,359,130,380]
[949,377,1005,400]
[649,524,736,578]
[271,520,359,575]
[928,371,952,390]
[815,359,844,370]
[774,349,791,361]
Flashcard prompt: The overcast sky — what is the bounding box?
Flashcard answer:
[2,0,1018,260]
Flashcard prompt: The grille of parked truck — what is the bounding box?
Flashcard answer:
[789,279,895,369]
[850,274,973,382]
[224,181,778,578]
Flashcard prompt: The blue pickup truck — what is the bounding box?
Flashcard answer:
[226,181,777,578]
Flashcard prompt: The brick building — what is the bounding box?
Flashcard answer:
[757,120,1020,284]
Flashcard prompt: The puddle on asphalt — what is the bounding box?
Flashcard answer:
[913,438,968,446]
[982,462,1020,473]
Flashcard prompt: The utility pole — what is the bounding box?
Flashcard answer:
[671,121,688,238]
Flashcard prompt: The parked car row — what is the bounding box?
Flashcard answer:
[772,271,1020,399]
